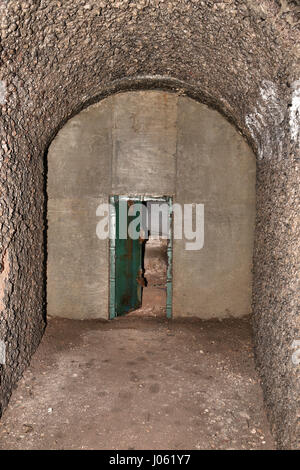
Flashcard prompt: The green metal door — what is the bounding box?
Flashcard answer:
[115,199,143,316]
[109,195,172,320]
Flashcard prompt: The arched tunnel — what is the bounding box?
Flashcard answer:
[0,0,299,450]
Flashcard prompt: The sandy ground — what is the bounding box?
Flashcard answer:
[0,316,275,450]
[129,237,167,318]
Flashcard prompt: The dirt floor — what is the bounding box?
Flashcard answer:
[130,237,167,318]
[0,315,275,450]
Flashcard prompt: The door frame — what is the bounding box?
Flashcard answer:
[109,195,173,320]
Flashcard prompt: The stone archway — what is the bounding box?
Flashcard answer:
[0,1,298,449]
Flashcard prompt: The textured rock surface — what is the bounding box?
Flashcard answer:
[0,0,299,449]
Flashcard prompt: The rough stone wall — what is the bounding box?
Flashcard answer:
[0,0,299,448]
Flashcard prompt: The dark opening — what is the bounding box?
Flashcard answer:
[128,201,168,318]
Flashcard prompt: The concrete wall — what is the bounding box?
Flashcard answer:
[111,92,177,195]
[47,91,255,320]
[47,98,112,319]
[47,92,177,319]
[173,97,256,318]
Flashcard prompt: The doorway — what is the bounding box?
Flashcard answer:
[109,195,173,320]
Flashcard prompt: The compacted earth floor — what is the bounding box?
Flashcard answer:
[129,237,168,318]
[0,316,275,450]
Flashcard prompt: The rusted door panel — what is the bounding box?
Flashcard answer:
[115,200,143,316]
